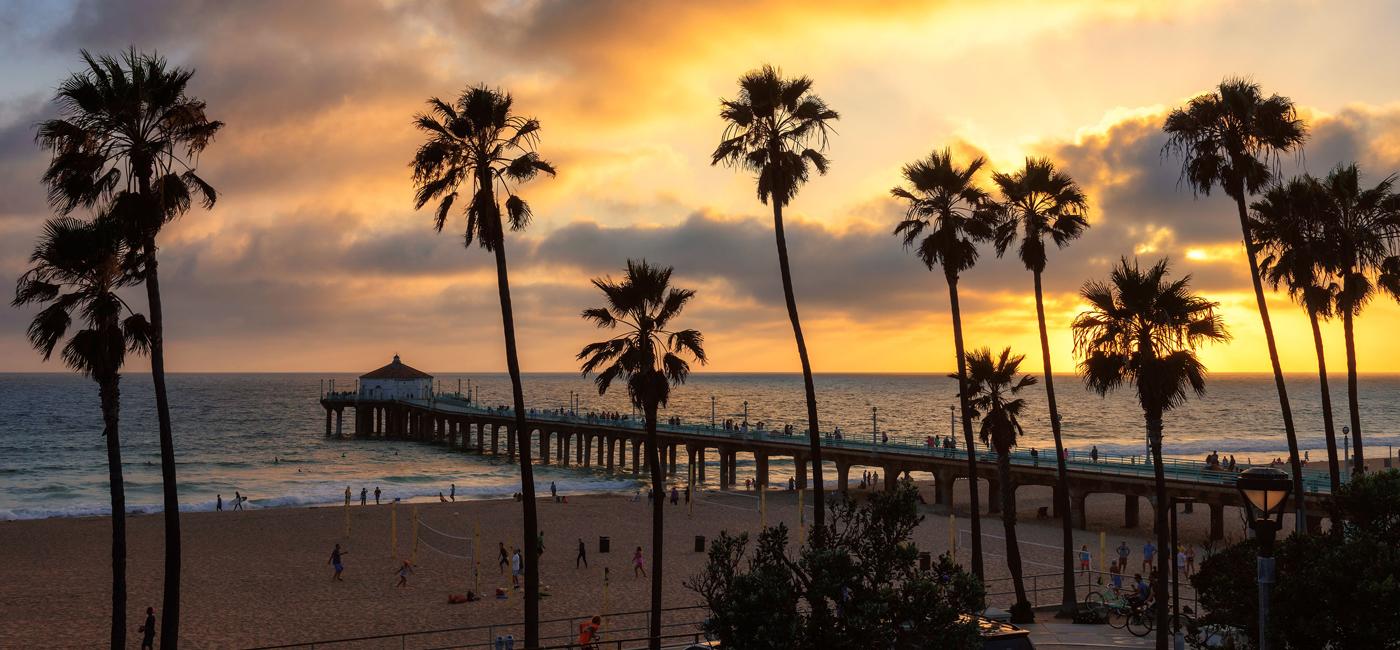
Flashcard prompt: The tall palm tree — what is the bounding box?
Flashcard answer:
[1162,78,1307,528]
[962,347,1037,623]
[410,84,555,647]
[36,49,223,645]
[578,260,707,650]
[1312,164,1400,476]
[1073,258,1229,650]
[992,157,1089,614]
[712,65,838,530]
[1250,177,1343,493]
[890,149,1000,579]
[14,216,150,649]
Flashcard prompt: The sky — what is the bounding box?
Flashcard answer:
[3,0,1400,374]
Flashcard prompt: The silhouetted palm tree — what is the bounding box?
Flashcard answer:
[36,49,222,644]
[1312,164,1400,476]
[962,347,1037,623]
[14,217,150,649]
[712,65,838,529]
[410,84,555,647]
[1073,258,1229,650]
[1162,78,1307,528]
[579,260,707,650]
[992,157,1088,614]
[1251,177,1342,492]
[891,149,999,579]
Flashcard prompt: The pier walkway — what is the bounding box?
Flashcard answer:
[320,392,1334,539]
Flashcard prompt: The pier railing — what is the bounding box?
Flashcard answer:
[323,392,1336,495]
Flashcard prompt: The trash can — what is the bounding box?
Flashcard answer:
[694,535,706,553]
[599,536,610,553]
[919,551,931,571]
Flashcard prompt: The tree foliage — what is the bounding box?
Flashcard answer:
[688,481,986,650]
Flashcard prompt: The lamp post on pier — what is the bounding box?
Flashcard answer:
[1235,467,1291,650]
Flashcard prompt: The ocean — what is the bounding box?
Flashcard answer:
[1,372,1397,520]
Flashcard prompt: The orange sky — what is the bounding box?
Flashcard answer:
[3,0,1400,374]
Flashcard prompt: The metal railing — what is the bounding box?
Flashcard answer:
[979,568,1199,612]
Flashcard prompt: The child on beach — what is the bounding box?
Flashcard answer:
[328,544,347,581]
[395,560,415,587]
[633,546,647,577]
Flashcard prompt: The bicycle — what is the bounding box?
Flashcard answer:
[1125,601,1157,638]
[1083,584,1133,628]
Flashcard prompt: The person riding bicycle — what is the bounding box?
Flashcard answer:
[578,615,602,650]
[1130,574,1153,608]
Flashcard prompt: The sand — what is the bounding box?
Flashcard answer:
[0,479,1249,649]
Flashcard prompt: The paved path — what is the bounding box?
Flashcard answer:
[1023,622,1154,648]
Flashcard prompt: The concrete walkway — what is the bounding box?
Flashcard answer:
[1022,622,1154,648]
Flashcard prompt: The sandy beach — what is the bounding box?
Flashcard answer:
[0,479,1251,649]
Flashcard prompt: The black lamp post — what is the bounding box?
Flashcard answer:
[1234,467,1292,650]
[1170,495,1195,650]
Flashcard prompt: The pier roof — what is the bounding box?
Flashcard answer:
[360,355,432,380]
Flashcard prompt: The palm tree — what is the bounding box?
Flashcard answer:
[712,65,838,529]
[992,157,1089,614]
[1162,78,1307,527]
[890,149,1000,579]
[1250,177,1343,493]
[36,49,223,645]
[14,216,150,649]
[578,260,707,650]
[410,84,555,647]
[1312,164,1400,476]
[962,347,1037,623]
[1073,258,1229,650]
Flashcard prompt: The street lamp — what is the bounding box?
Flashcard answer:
[1234,467,1292,650]
[1169,495,1195,650]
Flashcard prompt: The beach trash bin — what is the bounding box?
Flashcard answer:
[599,536,610,553]
[695,535,706,553]
[919,551,932,571]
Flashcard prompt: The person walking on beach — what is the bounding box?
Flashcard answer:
[233,490,245,511]
[633,546,647,578]
[360,487,367,506]
[511,548,523,589]
[1079,544,1091,575]
[498,542,510,574]
[450,483,456,502]
[1117,541,1130,572]
[216,494,223,512]
[344,486,351,506]
[395,560,414,587]
[576,537,588,568]
[1091,446,1100,463]
[670,486,679,505]
[551,481,557,502]
[374,486,381,505]
[1142,541,1156,574]
[138,606,157,650]
[328,543,347,581]
[537,530,546,556]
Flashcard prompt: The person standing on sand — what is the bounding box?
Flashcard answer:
[216,494,222,512]
[1117,541,1130,572]
[1079,544,1091,575]
[1142,541,1156,574]
[395,560,414,587]
[551,481,557,502]
[138,606,156,650]
[328,544,347,581]
[344,486,351,506]
[360,487,367,506]
[1185,545,1196,576]
[511,548,523,589]
[633,546,646,578]
[450,483,456,502]
[576,537,588,568]
[498,542,509,573]
[537,530,546,556]
[374,486,381,505]
[670,486,679,505]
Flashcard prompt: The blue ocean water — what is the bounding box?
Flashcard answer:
[1,372,1397,520]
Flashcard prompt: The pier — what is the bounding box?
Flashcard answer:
[320,391,1335,540]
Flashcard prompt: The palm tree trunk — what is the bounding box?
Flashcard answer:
[1307,309,1341,495]
[771,201,824,530]
[99,372,127,649]
[1033,270,1076,616]
[1233,196,1305,531]
[946,272,983,579]
[1343,308,1365,475]
[141,237,182,649]
[1146,410,1170,650]
[491,236,540,648]
[644,401,665,650]
[999,451,1032,622]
